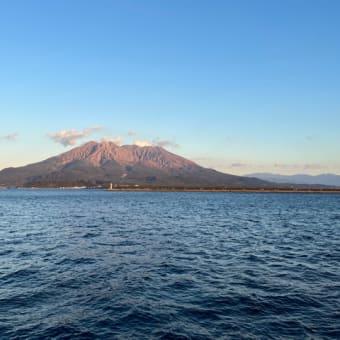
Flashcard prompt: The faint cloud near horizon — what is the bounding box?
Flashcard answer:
[274,163,298,170]
[303,163,325,171]
[305,135,319,142]
[47,126,103,146]
[128,129,137,136]
[193,156,335,175]
[0,133,18,141]
[274,162,327,172]
[230,162,248,168]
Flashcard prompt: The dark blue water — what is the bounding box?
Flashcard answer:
[0,190,339,339]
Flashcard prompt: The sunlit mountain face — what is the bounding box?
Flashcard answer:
[0,141,270,188]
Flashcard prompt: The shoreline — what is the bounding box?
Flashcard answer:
[106,188,340,193]
[1,187,340,193]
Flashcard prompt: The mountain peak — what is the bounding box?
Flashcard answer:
[57,140,118,166]
[0,141,270,188]
[55,141,192,169]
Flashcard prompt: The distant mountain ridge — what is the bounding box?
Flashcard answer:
[0,141,270,188]
[247,172,340,187]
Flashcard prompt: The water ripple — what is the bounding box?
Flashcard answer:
[0,190,340,339]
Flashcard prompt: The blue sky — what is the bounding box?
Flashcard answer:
[0,0,339,174]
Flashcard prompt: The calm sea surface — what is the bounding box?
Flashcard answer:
[0,190,339,339]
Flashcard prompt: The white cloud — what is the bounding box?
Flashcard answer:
[102,136,124,145]
[0,133,18,141]
[134,140,152,147]
[133,138,179,148]
[48,126,103,146]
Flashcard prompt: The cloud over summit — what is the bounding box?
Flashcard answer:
[134,140,152,147]
[102,136,124,145]
[133,138,178,149]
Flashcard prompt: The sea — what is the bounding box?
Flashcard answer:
[0,189,339,339]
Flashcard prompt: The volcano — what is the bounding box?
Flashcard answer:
[0,141,269,188]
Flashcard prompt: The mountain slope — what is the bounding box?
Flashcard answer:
[0,141,270,188]
[247,172,340,187]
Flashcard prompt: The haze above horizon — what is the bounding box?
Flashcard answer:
[1,0,339,175]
